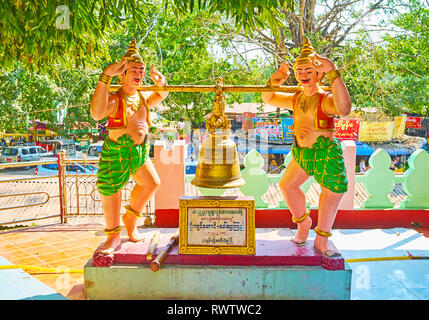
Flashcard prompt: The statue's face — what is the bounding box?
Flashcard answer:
[122,62,145,87]
[295,63,319,87]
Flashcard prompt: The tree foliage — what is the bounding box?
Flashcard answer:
[0,1,267,132]
[339,0,428,116]
[105,6,266,129]
[0,66,62,131]
[0,0,296,74]
[0,0,153,73]
[0,0,427,135]
[213,0,429,115]
[167,0,295,40]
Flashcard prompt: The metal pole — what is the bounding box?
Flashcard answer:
[32,116,36,143]
[58,152,64,223]
[110,84,331,93]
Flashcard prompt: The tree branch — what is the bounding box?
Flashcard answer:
[330,0,384,47]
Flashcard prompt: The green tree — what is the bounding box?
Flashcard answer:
[0,0,149,74]
[384,0,428,116]
[339,0,428,116]
[210,0,428,116]
[0,66,62,132]
[103,5,266,130]
[0,0,295,74]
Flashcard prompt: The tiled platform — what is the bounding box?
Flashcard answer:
[85,228,351,300]
[332,228,429,300]
[0,256,66,300]
[0,223,428,300]
[113,228,344,270]
[0,223,104,299]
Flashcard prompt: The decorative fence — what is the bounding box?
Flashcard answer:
[0,145,428,228]
[0,154,150,227]
[186,147,429,210]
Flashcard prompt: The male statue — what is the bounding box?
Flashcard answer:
[90,39,168,255]
[262,37,352,257]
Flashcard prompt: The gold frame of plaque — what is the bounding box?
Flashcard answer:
[178,196,255,255]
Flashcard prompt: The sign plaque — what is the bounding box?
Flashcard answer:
[179,196,255,255]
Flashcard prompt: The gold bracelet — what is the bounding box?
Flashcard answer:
[327,69,341,86]
[124,205,144,218]
[314,226,332,238]
[292,210,310,224]
[99,73,112,87]
[104,226,122,235]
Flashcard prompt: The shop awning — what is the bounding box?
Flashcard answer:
[355,142,374,156]
[370,143,411,156]
[237,143,291,155]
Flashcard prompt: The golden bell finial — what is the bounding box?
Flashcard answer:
[293,37,316,70]
[191,77,245,189]
[122,39,145,64]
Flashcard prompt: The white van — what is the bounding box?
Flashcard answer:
[0,146,41,168]
[35,146,47,156]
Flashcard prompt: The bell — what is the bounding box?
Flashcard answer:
[191,131,245,189]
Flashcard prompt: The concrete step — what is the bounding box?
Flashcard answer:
[84,228,351,300]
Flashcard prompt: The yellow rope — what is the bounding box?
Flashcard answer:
[346,256,409,263]
[0,265,83,273]
[0,255,427,274]
[345,256,427,263]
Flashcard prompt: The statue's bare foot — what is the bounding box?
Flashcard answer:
[291,216,312,245]
[122,213,145,242]
[314,235,341,258]
[95,233,122,255]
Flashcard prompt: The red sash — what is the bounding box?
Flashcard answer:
[291,91,335,131]
[106,91,127,130]
[315,92,335,131]
[106,91,151,130]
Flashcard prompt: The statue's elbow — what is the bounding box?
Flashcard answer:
[90,107,104,122]
[338,102,352,117]
[261,92,272,104]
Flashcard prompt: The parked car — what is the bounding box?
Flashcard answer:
[87,142,104,157]
[37,139,76,156]
[1,146,41,169]
[36,163,98,175]
[35,146,47,156]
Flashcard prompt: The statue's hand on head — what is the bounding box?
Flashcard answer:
[269,62,290,87]
[150,65,166,87]
[103,58,129,77]
[311,53,336,74]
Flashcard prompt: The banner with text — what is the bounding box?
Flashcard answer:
[242,112,255,131]
[334,119,360,141]
[405,116,422,129]
[281,118,294,143]
[393,115,407,138]
[253,118,283,141]
[359,121,394,141]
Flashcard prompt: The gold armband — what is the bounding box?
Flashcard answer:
[124,205,144,218]
[99,73,112,87]
[292,210,310,224]
[314,226,332,237]
[104,226,122,235]
[327,69,341,86]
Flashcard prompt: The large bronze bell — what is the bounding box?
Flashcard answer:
[191,131,245,188]
[191,78,245,189]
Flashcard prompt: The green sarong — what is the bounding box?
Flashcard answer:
[291,135,348,193]
[96,134,150,197]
